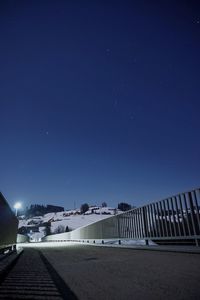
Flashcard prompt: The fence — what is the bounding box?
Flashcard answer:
[43,188,200,246]
[117,188,200,246]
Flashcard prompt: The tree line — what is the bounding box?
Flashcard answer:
[20,202,133,218]
[80,202,133,214]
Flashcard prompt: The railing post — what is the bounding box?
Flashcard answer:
[117,216,121,239]
[188,192,198,246]
[101,220,103,240]
[142,207,149,246]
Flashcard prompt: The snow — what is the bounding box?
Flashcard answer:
[50,213,113,233]
[28,226,46,242]
[103,239,157,246]
[18,206,122,236]
[17,239,157,249]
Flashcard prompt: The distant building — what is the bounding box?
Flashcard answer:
[18,225,39,235]
[46,205,64,213]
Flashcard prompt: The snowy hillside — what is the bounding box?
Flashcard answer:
[18,206,122,242]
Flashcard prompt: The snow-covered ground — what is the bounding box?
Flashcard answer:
[50,213,114,232]
[18,207,122,242]
[17,239,157,249]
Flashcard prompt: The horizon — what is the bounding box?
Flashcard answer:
[4,185,200,214]
[1,1,200,210]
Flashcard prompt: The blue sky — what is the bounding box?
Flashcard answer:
[0,1,200,210]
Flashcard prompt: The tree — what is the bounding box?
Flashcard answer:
[80,203,89,214]
[102,202,107,207]
[118,202,132,211]
[54,225,65,234]
[45,223,51,236]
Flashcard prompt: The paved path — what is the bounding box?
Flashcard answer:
[38,244,200,300]
[0,249,77,299]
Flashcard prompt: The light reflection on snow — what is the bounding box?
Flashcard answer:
[16,239,157,250]
[16,241,78,249]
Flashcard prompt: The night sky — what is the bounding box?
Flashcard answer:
[1,1,200,210]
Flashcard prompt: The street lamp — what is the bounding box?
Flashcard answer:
[14,202,22,216]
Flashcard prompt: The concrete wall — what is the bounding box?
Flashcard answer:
[17,234,29,243]
[0,192,19,249]
[43,215,119,242]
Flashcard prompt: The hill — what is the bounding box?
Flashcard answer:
[18,206,122,242]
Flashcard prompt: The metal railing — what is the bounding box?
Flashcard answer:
[43,188,200,246]
[117,188,200,246]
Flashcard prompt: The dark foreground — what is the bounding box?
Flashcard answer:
[40,244,200,300]
[1,244,200,300]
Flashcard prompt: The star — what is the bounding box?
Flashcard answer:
[114,100,118,107]
[106,48,110,55]
[129,112,135,120]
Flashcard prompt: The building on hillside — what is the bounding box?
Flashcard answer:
[46,204,64,213]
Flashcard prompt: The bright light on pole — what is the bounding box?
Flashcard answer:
[14,202,22,216]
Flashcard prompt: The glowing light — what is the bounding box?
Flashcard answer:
[14,202,22,216]
[14,202,21,210]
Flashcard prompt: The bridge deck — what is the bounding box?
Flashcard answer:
[0,248,77,299]
[0,243,200,299]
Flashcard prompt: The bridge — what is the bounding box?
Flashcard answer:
[0,189,200,299]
